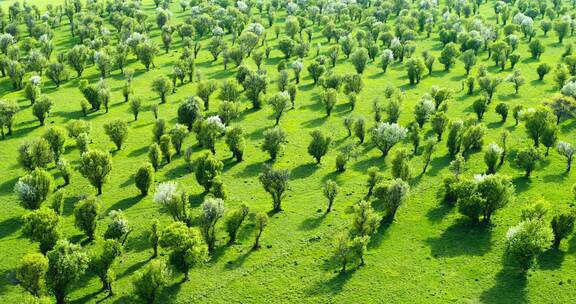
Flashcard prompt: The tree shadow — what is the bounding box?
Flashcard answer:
[351,155,383,172]
[479,267,527,304]
[298,212,327,231]
[538,248,565,270]
[119,258,149,278]
[107,195,144,212]
[426,202,454,223]
[164,163,189,180]
[426,219,492,257]
[425,155,451,176]
[233,160,265,178]
[0,216,20,239]
[291,162,317,179]
[512,176,532,193]
[224,248,254,270]
[302,115,328,128]
[368,217,393,248]
[128,145,149,157]
[305,268,357,296]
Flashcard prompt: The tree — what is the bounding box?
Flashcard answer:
[323,180,338,213]
[414,96,435,128]
[374,178,410,219]
[268,92,290,125]
[506,70,525,94]
[350,47,369,74]
[135,163,155,196]
[136,40,159,70]
[42,127,66,162]
[371,122,408,157]
[103,120,128,151]
[461,124,486,155]
[196,116,226,154]
[421,137,438,174]
[132,259,170,303]
[178,97,202,130]
[225,204,249,244]
[460,50,476,75]
[391,148,411,181]
[253,212,269,250]
[151,75,172,104]
[129,96,142,121]
[148,143,162,172]
[307,61,326,84]
[380,49,394,73]
[104,210,130,243]
[439,43,460,71]
[74,196,101,241]
[522,107,555,147]
[259,164,290,212]
[196,80,217,110]
[354,116,366,143]
[262,127,288,160]
[46,62,68,87]
[22,208,60,253]
[278,38,295,59]
[537,63,551,80]
[159,221,208,281]
[495,103,509,122]
[551,211,576,248]
[308,130,332,164]
[0,99,19,138]
[478,76,502,102]
[199,198,225,252]
[47,240,89,304]
[446,120,463,156]
[554,19,570,43]
[14,168,53,210]
[32,95,53,126]
[153,182,190,223]
[505,219,553,271]
[17,253,48,297]
[321,88,337,116]
[515,146,541,177]
[18,138,54,170]
[66,45,88,77]
[484,143,503,174]
[78,149,112,194]
[406,58,425,84]
[529,39,545,59]
[194,152,224,193]
[541,125,558,156]
[473,97,488,121]
[545,96,576,124]
[225,127,245,162]
[90,239,122,295]
[431,112,449,141]
[351,200,381,237]
[24,77,41,104]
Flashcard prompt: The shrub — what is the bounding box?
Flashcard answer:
[47,240,89,304]
[374,179,410,219]
[199,198,225,251]
[78,149,113,195]
[259,164,290,212]
[195,152,224,193]
[22,208,60,254]
[551,211,576,248]
[17,253,48,297]
[262,127,287,160]
[103,120,128,150]
[74,196,101,241]
[225,204,249,244]
[504,219,553,270]
[14,168,53,210]
[307,130,332,164]
[132,259,170,303]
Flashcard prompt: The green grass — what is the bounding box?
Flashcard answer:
[2,1,576,303]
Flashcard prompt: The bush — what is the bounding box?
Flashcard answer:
[253,212,269,249]
[199,198,225,251]
[22,208,60,253]
[18,138,54,170]
[323,180,338,213]
[195,152,224,193]
[225,127,245,162]
[515,146,541,177]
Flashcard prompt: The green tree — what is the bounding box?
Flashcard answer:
[132,259,170,303]
[89,239,122,295]
[135,163,155,196]
[262,127,288,160]
[259,164,290,212]
[350,47,369,74]
[225,126,245,162]
[505,219,553,271]
[47,240,90,304]
[551,211,576,248]
[22,208,60,253]
[323,179,339,213]
[14,168,53,210]
[74,196,101,241]
[374,178,410,219]
[253,212,269,249]
[268,92,290,125]
[103,120,128,150]
[32,95,53,126]
[439,43,460,71]
[17,253,48,297]
[195,152,224,193]
[225,204,249,244]
[199,198,225,252]
[307,130,332,164]
[78,149,113,195]
[515,146,541,177]
[151,75,172,104]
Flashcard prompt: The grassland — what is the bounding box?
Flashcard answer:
[1,0,576,303]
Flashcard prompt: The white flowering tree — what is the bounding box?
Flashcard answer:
[557,141,575,172]
[153,182,189,223]
[371,122,408,157]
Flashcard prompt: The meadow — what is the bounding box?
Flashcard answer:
[1,0,576,303]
